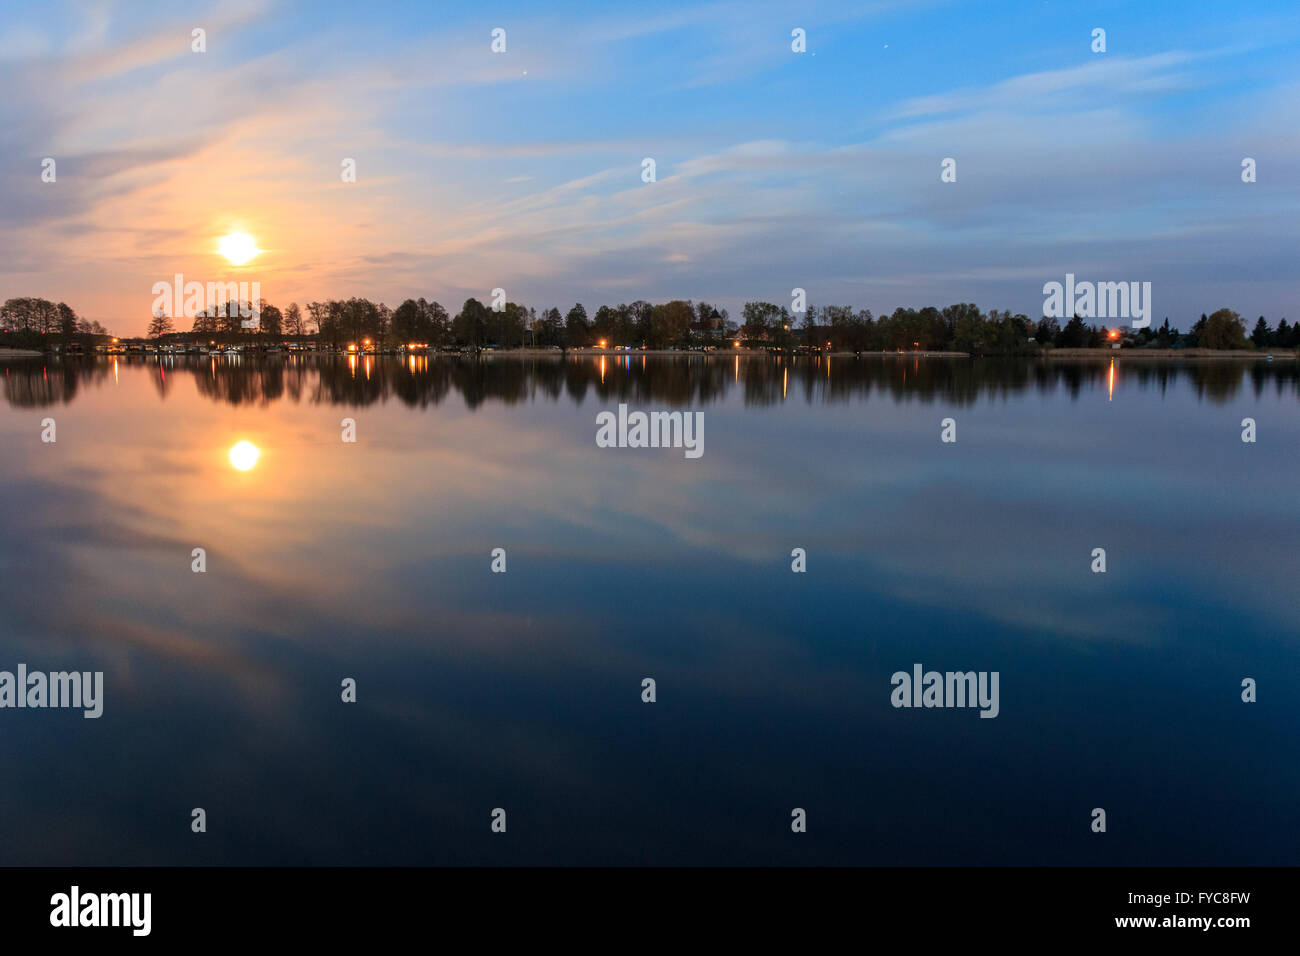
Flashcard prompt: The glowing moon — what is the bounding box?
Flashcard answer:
[218,233,261,266]
[228,440,260,471]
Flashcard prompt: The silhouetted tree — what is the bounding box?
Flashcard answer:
[564,303,590,347]
[1251,316,1271,347]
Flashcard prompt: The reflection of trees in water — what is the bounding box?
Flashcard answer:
[0,359,112,407]
[151,361,173,400]
[192,358,288,406]
[2,354,1299,409]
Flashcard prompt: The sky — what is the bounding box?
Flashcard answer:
[0,0,1297,337]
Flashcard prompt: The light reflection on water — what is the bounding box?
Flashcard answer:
[0,354,1296,865]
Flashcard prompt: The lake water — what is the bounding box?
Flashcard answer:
[1,353,1296,865]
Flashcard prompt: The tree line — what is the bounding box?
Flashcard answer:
[1,297,111,348]
[171,297,1294,354]
[7,293,1293,354]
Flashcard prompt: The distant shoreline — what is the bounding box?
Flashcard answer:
[1040,348,1295,360]
[501,348,972,358]
[504,347,1293,360]
[5,346,1293,362]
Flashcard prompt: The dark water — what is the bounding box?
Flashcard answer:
[1,353,1297,865]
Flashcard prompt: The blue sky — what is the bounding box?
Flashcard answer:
[1,0,1297,334]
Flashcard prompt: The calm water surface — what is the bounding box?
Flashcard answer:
[1,353,1297,864]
